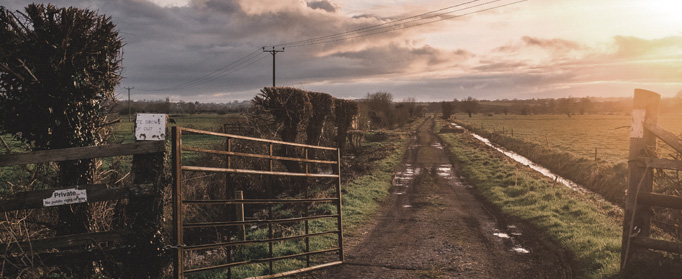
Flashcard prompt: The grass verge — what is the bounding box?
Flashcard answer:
[437,119,623,278]
[452,120,627,206]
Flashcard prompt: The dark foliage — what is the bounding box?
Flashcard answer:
[334,99,358,151]
[0,4,124,277]
[252,87,312,143]
[306,92,333,146]
[0,4,122,150]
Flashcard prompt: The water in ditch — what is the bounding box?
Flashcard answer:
[452,123,587,192]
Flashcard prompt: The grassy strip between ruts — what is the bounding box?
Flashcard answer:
[436,119,623,279]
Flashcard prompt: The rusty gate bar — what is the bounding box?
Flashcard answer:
[172,127,184,279]
[336,148,344,261]
[171,126,343,279]
[304,148,310,267]
[225,137,233,278]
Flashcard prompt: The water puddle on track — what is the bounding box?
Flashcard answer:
[452,123,587,192]
[392,163,421,196]
[492,225,531,255]
[430,142,444,149]
[436,164,453,178]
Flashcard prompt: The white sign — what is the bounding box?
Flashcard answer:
[135,114,167,141]
[630,109,646,139]
[43,188,88,207]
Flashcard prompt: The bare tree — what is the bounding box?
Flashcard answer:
[461,96,479,118]
[365,91,394,129]
[403,97,417,118]
[441,101,455,119]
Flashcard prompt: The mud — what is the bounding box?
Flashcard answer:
[309,118,574,279]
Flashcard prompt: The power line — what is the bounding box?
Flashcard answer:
[276,0,526,48]
[275,0,481,48]
[282,0,519,48]
[166,52,268,90]
[139,0,527,92]
[140,48,265,91]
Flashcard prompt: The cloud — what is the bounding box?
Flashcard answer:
[329,43,472,76]
[4,0,682,102]
[611,35,682,59]
[306,0,339,13]
[521,36,582,55]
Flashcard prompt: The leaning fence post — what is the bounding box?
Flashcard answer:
[621,89,659,270]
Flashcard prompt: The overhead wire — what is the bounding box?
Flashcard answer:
[274,0,482,48]
[140,48,266,91]
[278,0,526,48]
[141,0,527,91]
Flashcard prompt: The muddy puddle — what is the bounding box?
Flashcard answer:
[452,123,587,192]
[392,163,420,196]
[436,164,452,178]
[492,224,531,254]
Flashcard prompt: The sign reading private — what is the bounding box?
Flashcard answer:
[43,188,87,207]
[135,114,167,141]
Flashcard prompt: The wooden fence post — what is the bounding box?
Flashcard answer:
[125,114,168,278]
[235,190,245,241]
[621,89,660,269]
[172,126,184,279]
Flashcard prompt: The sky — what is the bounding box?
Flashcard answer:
[3,0,682,102]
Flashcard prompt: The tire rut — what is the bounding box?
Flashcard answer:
[310,118,573,278]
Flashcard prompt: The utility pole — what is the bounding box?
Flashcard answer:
[125,86,134,122]
[263,46,284,87]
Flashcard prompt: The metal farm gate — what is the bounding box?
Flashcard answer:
[171,127,344,279]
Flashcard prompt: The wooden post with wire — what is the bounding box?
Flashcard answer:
[621,89,659,270]
[621,89,682,271]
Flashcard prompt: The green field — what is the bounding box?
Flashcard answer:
[454,113,682,164]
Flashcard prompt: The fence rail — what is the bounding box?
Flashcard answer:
[1,139,166,277]
[0,141,164,166]
[0,183,154,212]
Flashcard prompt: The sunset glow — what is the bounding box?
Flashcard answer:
[3,0,681,101]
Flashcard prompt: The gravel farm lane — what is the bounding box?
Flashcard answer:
[310,118,573,279]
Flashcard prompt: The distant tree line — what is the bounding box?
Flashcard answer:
[116,98,250,115]
[438,95,682,117]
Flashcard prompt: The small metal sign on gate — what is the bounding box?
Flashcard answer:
[42,188,87,207]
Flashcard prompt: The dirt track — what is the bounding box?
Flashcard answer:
[312,118,574,278]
